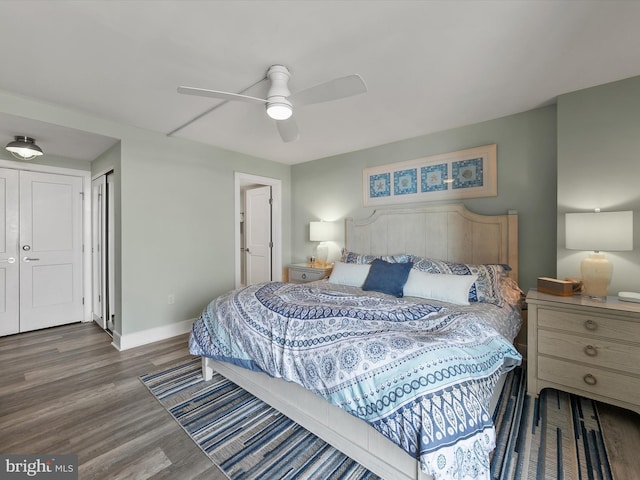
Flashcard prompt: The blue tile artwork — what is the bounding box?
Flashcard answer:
[452,158,484,189]
[393,169,417,195]
[369,173,391,198]
[421,164,448,192]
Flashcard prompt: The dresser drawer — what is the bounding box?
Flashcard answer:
[538,329,640,375]
[538,356,640,405]
[288,268,328,283]
[538,307,640,342]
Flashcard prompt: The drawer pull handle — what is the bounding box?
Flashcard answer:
[584,320,598,331]
[301,273,307,279]
[583,374,597,386]
[583,345,598,357]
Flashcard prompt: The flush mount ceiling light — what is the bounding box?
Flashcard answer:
[5,136,44,161]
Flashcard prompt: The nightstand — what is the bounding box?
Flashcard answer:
[526,288,640,414]
[288,263,333,284]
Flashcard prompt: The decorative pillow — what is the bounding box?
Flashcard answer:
[362,259,413,297]
[328,262,372,287]
[499,276,525,308]
[403,270,478,305]
[341,249,412,265]
[411,256,511,306]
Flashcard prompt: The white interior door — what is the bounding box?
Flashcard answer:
[245,185,272,285]
[19,171,84,332]
[0,168,19,336]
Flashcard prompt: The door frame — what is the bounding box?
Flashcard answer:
[91,174,107,329]
[91,169,116,333]
[234,172,282,288]
[0,157,92,322]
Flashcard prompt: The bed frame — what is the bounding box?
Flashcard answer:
[202,204,519,480]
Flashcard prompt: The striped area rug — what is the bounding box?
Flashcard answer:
[140,360,614,480]
[491,366,613,480]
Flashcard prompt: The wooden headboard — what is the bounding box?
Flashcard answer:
[345,204,518,282]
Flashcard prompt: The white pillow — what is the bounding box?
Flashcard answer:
[328,262,371,287]
[403,270,478,305]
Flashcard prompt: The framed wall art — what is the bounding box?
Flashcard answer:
[363,144,497,206]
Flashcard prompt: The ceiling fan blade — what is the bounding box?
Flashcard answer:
[290,74,367,106]
[276,117,300,143]
[177,86,266,104]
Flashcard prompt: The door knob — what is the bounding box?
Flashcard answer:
[0,257,15,263]
[23,257,40,262]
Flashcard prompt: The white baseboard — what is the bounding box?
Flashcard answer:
[111,331,122,351]
[110,318,194,351]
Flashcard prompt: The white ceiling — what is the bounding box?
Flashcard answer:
[0,113,118,162]
[1,1,639,164]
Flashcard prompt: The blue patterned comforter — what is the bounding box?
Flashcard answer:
[189,281,522,480]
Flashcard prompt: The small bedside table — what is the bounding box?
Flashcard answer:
[288,263,333,284]
[526,288,640,414]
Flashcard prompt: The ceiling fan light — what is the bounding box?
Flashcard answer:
[266,102,293,121]
[5,136,44,161]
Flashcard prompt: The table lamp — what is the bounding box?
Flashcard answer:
[309,221,335,267]
[565,210,633,299]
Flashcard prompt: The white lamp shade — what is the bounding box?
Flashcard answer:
[309,221,336,242]
[565,211,633,251]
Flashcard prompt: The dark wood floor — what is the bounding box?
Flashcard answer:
[1,322,639,479]
[0,322,225,479]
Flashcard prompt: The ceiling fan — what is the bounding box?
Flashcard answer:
[177,65,367,143]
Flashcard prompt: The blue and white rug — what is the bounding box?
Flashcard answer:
[491,366,613,480]
[140,359,614,480]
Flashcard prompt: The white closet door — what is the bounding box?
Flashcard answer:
[0,168,19,336]
[19,171,84,332]
[245,185,272,285]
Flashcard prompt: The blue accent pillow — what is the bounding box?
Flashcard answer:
[362,259,413,297]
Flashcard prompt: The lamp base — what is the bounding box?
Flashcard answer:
[316,243,329,267]
[581,252,612,300]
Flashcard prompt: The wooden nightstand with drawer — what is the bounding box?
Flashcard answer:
[287,263,333,284]
[526,288,640,414]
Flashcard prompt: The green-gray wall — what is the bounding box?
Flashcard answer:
[3,73,639,344]
[291,106,558,293]
[557,75,640,294]
[118,131,291,336]
[0,89,292,343]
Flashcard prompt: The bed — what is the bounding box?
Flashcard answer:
[189,204,522,480]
